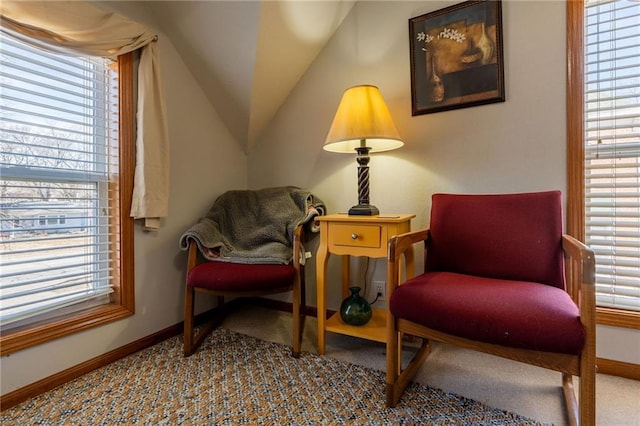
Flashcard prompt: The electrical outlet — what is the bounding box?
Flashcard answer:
[373,280,385,301]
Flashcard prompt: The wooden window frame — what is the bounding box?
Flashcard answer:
[566,0,640,331]
[0,52,135,356]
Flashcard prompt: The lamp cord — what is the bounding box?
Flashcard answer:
[363,258,383,305]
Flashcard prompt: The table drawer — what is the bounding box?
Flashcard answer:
[330,224,382,249]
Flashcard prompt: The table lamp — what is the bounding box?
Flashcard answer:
[324,85,404,215]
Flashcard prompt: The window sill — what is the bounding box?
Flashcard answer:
[596,307,640,330]
[0,303,134,356]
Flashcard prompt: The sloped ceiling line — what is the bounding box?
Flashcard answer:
[146,0,355,154]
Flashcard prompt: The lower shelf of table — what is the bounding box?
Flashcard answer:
[324,308,387,343]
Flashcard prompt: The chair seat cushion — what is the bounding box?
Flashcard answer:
[389,272,585,355]
[187,261,295,292]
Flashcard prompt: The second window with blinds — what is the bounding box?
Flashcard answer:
[584,0,640,317]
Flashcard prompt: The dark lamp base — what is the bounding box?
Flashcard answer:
[348,204,380,216]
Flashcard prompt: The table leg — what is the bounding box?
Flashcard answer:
[316,237,329,355]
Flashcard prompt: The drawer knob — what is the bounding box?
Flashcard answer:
[351,233,358,240]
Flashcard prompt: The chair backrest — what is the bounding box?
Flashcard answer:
[425,191,565,289]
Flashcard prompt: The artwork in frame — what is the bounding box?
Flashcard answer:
[409,0,505,116]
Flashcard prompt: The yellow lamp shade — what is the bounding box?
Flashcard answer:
[324,85,403,153]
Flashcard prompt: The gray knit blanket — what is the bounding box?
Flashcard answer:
[179,186,326,264]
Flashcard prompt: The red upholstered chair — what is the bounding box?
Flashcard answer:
[181,187,324,358]
[386,191,596,426]
[183,225,306,358]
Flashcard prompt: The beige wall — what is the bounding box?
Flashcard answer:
[2,0,638,396]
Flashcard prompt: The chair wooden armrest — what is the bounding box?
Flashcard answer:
[561,234,596,314]
[387,229,429,289]
[186,239,199,273]
[292,224,304,268]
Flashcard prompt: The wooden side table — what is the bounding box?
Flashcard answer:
[315,213,415,355]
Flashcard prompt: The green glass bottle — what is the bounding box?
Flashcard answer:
[340,286,372,326]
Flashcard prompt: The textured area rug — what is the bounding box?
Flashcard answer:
[1,328,548,425]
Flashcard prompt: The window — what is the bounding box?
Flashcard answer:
[0,32,135,355]
[567,0,640,328]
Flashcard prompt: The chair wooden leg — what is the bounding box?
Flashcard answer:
[579,354,596,426]
[562,374,579,426]
[387,337,431,407]
[184,285,195,356]
[300,266,307,342]
[386,328,401,407]
[300,269,307,315]
[564,327,595,426]
[184,291,227,357]
[291,279,301,358]
[562,366,595,426]
[387,318,433,407]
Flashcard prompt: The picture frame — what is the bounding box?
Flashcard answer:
[409,0,504,116]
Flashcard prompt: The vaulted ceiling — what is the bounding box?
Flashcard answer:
[143,1,355,154]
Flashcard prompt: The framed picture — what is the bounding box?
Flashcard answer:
[409,0,504,116]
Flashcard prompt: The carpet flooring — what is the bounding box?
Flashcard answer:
[0,328,549,425]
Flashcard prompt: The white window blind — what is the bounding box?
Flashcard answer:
[584,0,640,311]
[0,32,120,326]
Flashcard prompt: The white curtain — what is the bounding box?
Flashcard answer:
[0,1,169,230]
